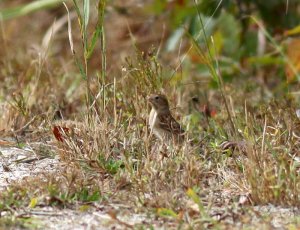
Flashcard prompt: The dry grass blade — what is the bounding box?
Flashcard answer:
[63,2,75,55]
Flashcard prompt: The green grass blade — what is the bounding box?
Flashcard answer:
[86,27,101,60]
[0,0,63,21]
[99,0,106,82]
[72,0,83,31]
[83,0,90,32]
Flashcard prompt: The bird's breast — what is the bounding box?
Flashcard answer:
[148,109,171,140]
[148,109,157,130]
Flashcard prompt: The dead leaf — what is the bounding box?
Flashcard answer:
[285,38,300,82]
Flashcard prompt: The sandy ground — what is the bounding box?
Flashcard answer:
[0,145,59,190]
[0,145,158,229]
[1,145,300,229]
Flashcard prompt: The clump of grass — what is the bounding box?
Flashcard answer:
[213,98,300,206]
[0,167,103,213]
[243,102,300,205]
[0,216,41,230]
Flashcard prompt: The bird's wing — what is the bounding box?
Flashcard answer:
[157,113,184,135]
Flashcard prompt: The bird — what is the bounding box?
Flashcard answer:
[147,94,185,145]
[147,94,247,153]
[219,140,247,154]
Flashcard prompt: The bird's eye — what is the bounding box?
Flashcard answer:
[155,96,159,100]
[192,97,199,103]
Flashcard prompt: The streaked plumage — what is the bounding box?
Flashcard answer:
[148,94,185,144]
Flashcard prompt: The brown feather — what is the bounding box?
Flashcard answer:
[157,113,184,135]
[148,94,185,145]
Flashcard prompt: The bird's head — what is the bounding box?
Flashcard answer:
[147,94,170,112]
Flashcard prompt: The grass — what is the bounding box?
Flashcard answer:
[0,216,42,230]
[0,0,299,229]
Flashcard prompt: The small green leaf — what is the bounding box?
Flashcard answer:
[186,188,207,218]
[79,204,91,212]
[285,24,300,36]
[86,27,101,60]
[74,56,87,79]
[157,208,178,218]
[186,188,200,204]
[28,197,38,208]
[248,56,284,66]
[87,190,101,202]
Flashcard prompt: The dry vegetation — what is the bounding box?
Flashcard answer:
[0,0,300,229]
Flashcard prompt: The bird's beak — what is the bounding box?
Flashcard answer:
[147,95,152,103]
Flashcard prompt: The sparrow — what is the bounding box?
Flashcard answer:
[147,94,185,145]
[147,94,246,152]
[220,140,247,153]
